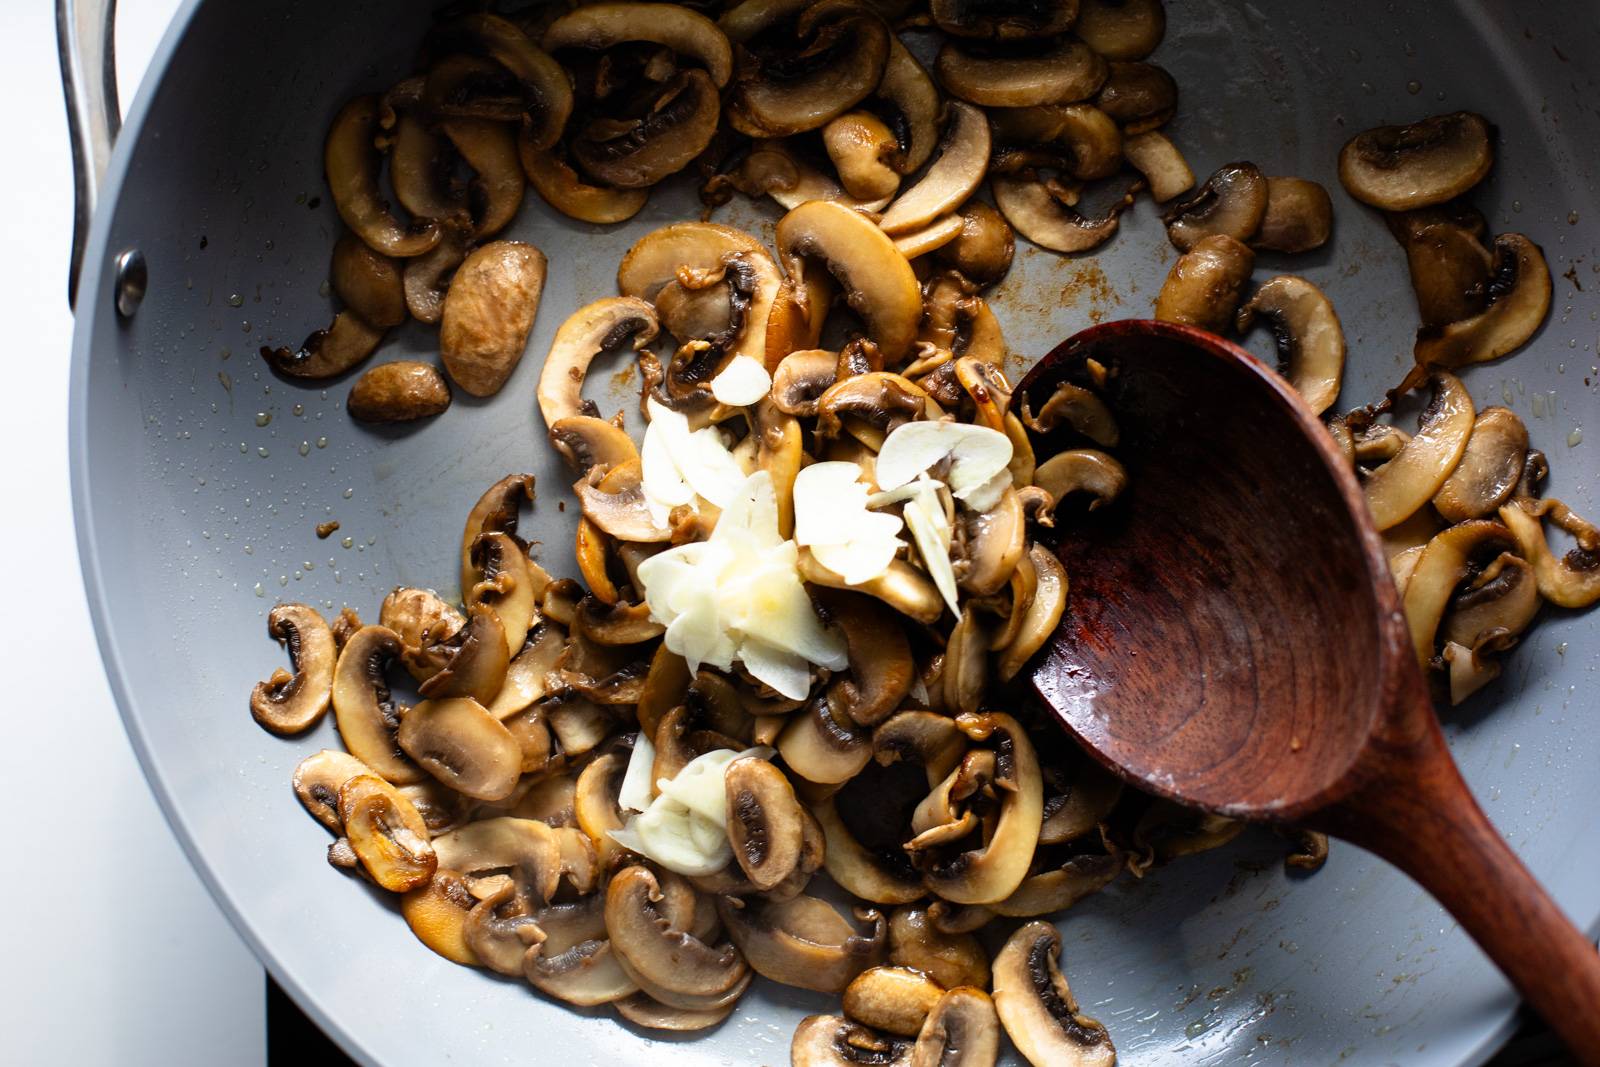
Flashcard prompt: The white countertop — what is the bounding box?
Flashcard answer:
[1,3,265,1064]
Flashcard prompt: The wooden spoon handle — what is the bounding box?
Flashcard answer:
[1325,710,1600,1065]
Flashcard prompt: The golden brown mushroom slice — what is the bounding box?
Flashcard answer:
[813,794,927,906]
[401,218,473,326]
[989,851,1122,917]
[415,605,509,705]
[930,0,1078,39]
[440,240,548,397]
[1094,60,1176,133]
[541,2,734,87]
[1362,370,1476,531]
[937,201,1016,285]
[1500,503,1600,609]
[324,96,441,258]
[250,603,336,735]
[570,69,723,189]
[292,749,375,833]
[877,37,941,176]
[997,543,1069,682]
[1401,519,1516,667]
[813,588,914,728]
[1075,0,1166,60]
[1235,275,1346,417]
[1433,407,1529,522]
[432,816,564,905]
[347,361,451,423]
[823,111,903,202]
[886,907,991,991]
[775,200,923,362]
[724,0,891,138]
[1152,233,1255,334]
[612,990,735,1032]
[992,922,1115,1067]
[1339,111,1493,212]
[428,14,573,150]
[439,118,525,239]
[723,756,808,890]
[398,696,522,802]
[537,296,660,428]
[792,1014,912,1067]
[843,966,947,1037]
[338,774,437,892]
[878,102,991,236]
[935,37,1107,109]
[1164,162,1268,251]
[910,987,1002,1067]
[1253,177,1334,254]
[332,625,426,785]
[400,868,481,966]
[1412,233,1552,372]
[330,233,406,329]
[519,139,649,225]
[1384,203,1493,328]
[459,474,535,597]
[606,866,751,1011]
[1122,130,1193,203]
[992,173,1138,255]
[718,892,887,994]
[259,311,386,381]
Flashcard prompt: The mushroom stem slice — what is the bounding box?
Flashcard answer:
[992,173,1137,255]
[1339,111,1493,212]
[251,603,336,735]
[324,96,441,258]
[934,37,1108,109]
[1500,503,1600,609]
[520,139,649,225]
[1363,370,1476,531]
[843,966,947,1037]
[878,102,991,236]
[1253,177,1333,254]
[992,922,1115,1067]
[542,3,734,87]
[1235,275,1346,416]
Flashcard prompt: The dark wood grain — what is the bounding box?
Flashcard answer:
[1018,320,1600,1064]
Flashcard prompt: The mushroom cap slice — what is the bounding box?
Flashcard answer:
[1235,275,1346,416]
[887,908,991,992]
[519,140,649,225]
[1032,449,1126,511]
[537,296,660,428]
[459,473,536,596]
[777,695,873,786]
[398,696,522,801]
[401,218,472,326]
[726,2,891,137]
[464,881,547,975]
[430,14,574,148]
[1412,233,1551,372]
[992,922,1115,1067]
[400,868,480,966]
[776,200,922,361]
[813,794,927,905]
[332,625,426,785]
[1122,130,1193,203]
[937,201,1015,285]
[1363,370,1476,531]
[799,551,947,626]
[843,966,947,1037]
[824,111,903,202]
[259,310,386,381]
[909,987,1000,1067]
[1074,0,1166,60]
[935,38,1108,109]
[718,892,887,994]
[338,774,437,892]
[414,604,508,705]
[878,36,941,175]
[1163,162,1268,251]
[467,531,541,657]
[251,603,336,735]
[930,0,1079,39]
[1093,60,1176,132]
[1384,204,1493,328]
[347,361,451,423]
[792,1015,912,1067]
[542,3,734,87]
[605,865,750,1001]
[878,103,991,236]
[292,749,375,833]
[1253,177,1333,254]
[1442,551,1542,651]
[331,234,406,329]
[988,851,1122,916]
[432,816,564,904]
[1339,111,1493,212]
[724,756,808,890]
[324,96,441,258]
[577,458,673,542]
[1499,503,1600,610]
[1433,406,1529,522]
[613,990,735,1031]
[815,588,915,728]
[992,173,1135,254]
[571,69,723,189]
[1400,519,1515,668]
[440,240,548,397]
[389,113,467,222]
[440,118,525,239]
[526,937,640,1006]
[549,414,641,480]
[997,543,1069,682]
[1152,233,1255,335]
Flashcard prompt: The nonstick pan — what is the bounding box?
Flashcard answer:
[64,0,1600,1063]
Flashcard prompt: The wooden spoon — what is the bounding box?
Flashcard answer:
[1015,319,1600,1062]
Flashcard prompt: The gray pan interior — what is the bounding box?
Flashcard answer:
[71,1,1600,1064]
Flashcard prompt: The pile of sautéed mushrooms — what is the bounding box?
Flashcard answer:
[242,4,1598,1065]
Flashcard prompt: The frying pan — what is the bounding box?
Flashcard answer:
[63,0,1600,1063]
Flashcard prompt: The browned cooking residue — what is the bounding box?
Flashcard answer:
[315,520,340,539]
[610,362,637,392]
[1057,261,1123,323]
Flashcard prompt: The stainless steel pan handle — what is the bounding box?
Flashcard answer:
[57,0,121,309]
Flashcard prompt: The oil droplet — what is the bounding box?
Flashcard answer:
[255,411,272,427]
[1569,211,1581,225]
[244,545,254,555]
[278,574,289,587]
[298,441,311,456]
[219,371,233,392]
[316,436,328,449]
[220,347,231,360]
[303,561,315,571]
[341,536,354,548]
[1571,427,1585,447]
[343,488,354,499]
[241,320,252,332]
[1531,393,1547,418]
[292,403,305,416]
[1186,1019,1212,1039]
[239,442,249,453]
[1405,79,1421,95]
[1512,200,1523,213]
[1500,382,1514,404]
[257,446,270,458]
[227,293,243,307]
[254,583,264,597]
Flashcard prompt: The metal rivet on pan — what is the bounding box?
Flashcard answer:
[113,248,148,319]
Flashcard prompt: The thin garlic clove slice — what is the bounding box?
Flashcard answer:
[617,729,658,813]
[710,354,773,406]
[876,421,1013,506]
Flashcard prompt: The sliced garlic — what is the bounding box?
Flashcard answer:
[793,461,905,585]
[617,728,658,813]
[901,480,960,615]
[655,745,776,828]
[609,798,730,876]
[641,398,746,516]
[875,421,1013,512]
[710,354,773,406]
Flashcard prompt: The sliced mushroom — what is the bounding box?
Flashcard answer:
[419,53,526,124]
[813,589,915,728]
[877,36,942,174]
[572,70,722,188]
[879,103,991,236]
[1235,275,1345,416]
[333,625,425,785]
[936,201,1015,285]
[537,297,660,428]
[1122,130,1193,203]
[1339,111,1493,212]
[997,543,1068,681]
[613,991,735,1031]
[911,987,1001,1067]
[1164,162,1267,251]
[331,233,406,329]
[348,361,452,423]
[440,118,525,238]
[1075,0,1166,60]
[800,551,948,625]
[724,0,890,137]
[872,711,969,788]
[389,113,466,222]
[380,588,466,685]
[398,696,522,801]
[429,14,573,148]
[778,695,873,786]
[519,139,649,224]
[814,793,927,905]
[459,474,535,596]
[577,458,673,542]
[259,311,385,381]
[575,595,664,646]
[1400,519,1514,667]
[1413,234,1552,371]
[1442,551,1542,650]
[415,605,509,705]
[463,880,547,976]
[1021,381,1118,446]
[432,816,563,904]
[776,200,923,362]
[292,749,374,833]
[955,488,1025,596]
[1093,60,1176,133]
[324,96,441,258]
[990,851,1121,916]
[886,907,990,991]
[1152,233,1255,334]
[526,936,640,1006]
[467,531,540,657]
[1433,407,1529,522]
[440,240,548,397]
[402,218,472,325]
[250,603,336,735]
[338,774,437,892]
[792,1015,912,1067]
[542,3,734,87]
[991,173,1137,254]
[1363,370,1475,531]
[1384,204,1493,328]
[606,865,751,1007]
[1032,449,1126,512]
[844,966,947,1037]
[719,892,887,994]
[400,868,480,966]
[935,38,1108,109]
[1499,503,1600,609]
[992,922,1115,1067]
[1251,177,1333,254]
[930,0,1078,38]
[824,111,903,202]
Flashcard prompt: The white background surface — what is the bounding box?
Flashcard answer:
[0,2,266,1064]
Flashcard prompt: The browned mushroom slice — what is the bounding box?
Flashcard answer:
[911,987,1001,1067]
[990,851,1122,916]
[930,0,1078,38]
[813,793,927,905]
[814,589,914,728]
[613,990,735,1031]
[388,114,466,223]
[331,234,406,329]
[402,218,472,326]
[1363,370,1475,531]
[1235,275,1346,416]
[398,696,522,802]
[537,297,660,428]
[606,865,751,1009]
[886,907,990,991]
[776,200,922,361]
[824,111,903,202]
[519,139,649,224]
[250,603,335,735]
[955,488,1026,596]
[292,749,374,833]
[792,1015,912,1067]
[1499,503,1600,609]
[1022,379,1118,445]
[1164,162,1267,251]
[1122,130,1193,203]
[1093,60,1176,133]
[777,695,873,786]
[996,543,1069,682]
[1075,0,1166,59]
[324,96,441,258]
[1400,519,1515,666]
[879,103,991,235]
[440,240,548,397]
[719,892,886,993]
[429,14,574,149]
[1412,234,1551,372]
[1032,448,1125,512]
[722,756,808,890]
[259,312,385,381]
[935,38,1108,109]
[800,551,948,625]
[333,625,426,785]
[936,201,1015,285]
[726,1,890,138]
[432,816,564,904]
[459,474,535,596]
[1250,177,1334,254]
[878,36,941,175]
[992,922,1115,1067]
[576,459,673,542]
[1433,407,1529,522]
[1384,203,1493,328]
[420,53,526,123]
[542,3,734,86]
[348,361,452,423]
[527,936,640,1006]
[572,70,722,189]
[1339,111,1493,212]
[468,531,541,658]
[401,868,480,966]
[338,774,437,892]
[992,173,1136,254]
[438,118,525,239]
[380,587,465,683]
[1442,551,1542,652]
[415,605,509,705]
[1152,233,1255,334]
[844,966,947,1037]
[462,880,546,976]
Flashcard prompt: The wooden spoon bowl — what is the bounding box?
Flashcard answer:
[1014,320,1600,1062]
